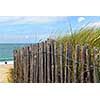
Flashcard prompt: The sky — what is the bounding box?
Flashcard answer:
[0,16,100,43]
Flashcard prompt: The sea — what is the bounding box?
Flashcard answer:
[0,43,30,64]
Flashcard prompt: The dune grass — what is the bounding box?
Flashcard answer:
[56,28,100,81]
[57,28,100,49]
[7,68,14,83]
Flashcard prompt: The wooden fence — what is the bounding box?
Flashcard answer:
[13,39,100,83]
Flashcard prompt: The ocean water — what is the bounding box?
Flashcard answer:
[0,44,30,62]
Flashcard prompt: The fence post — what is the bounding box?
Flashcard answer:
[86,46,93,83]
[67,43,73,83]
[22,47,26,82]
[26,46,30,83]
[46,40,51,83]
[54,41,58,83]
[39,42,44,83]
[20,48,24,82]
[33,44,37,83]
[28,46,31,82]
[13,50,17,83]
[74,45,80,83]
[64,44,68,83]
[51,40,55,83]
[19,49,22,82]
[24,47,28,82]
[60,43,65,83]
[22,48,25,82]
[29,45,34,83]
[17,50,20,83]
[93,49,99,83]
[23,47,26,82]
[81,46,87,83]
[43,41,47,83]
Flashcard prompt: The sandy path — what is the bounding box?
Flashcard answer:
[0,64,13,83]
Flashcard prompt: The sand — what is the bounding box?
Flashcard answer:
[0,64,13,83]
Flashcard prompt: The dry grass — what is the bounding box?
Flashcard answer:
[57,29,100,49]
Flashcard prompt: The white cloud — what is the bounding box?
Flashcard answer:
[78,17,85,23]
[86,22,100,28]
[25,35,29,39]
[79,21,100,30]
[0,16,67,25]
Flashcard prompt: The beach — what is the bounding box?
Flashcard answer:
[0,63,13,83]
[0,43,28,83]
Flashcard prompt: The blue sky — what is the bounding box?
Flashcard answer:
[0,16,100,43]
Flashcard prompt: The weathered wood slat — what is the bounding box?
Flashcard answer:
[39,42,44,83]
[38,43,41,82]
[29,45,34,83]
[28,46,31,82]
[24,47,29,83]
[64,52,67,83]
[43,41,47,83]
[86,47,93,83]
[22,48,25,82]
[60,43,65,83]
[46,40,51,83]
[19,49,22,82]
[13,50,17,83]
[26,47,30,83]
[33,44,38,83]
[54,41,58,83]
[23,47,26,82]
[93,49,99,83]
[20,48,24,82]
[67,43,73,83]
[81,46,87,83]
[50,41,55,83]
[17,50,20,83]
[22,47,26,82]
[74,45,80,83]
